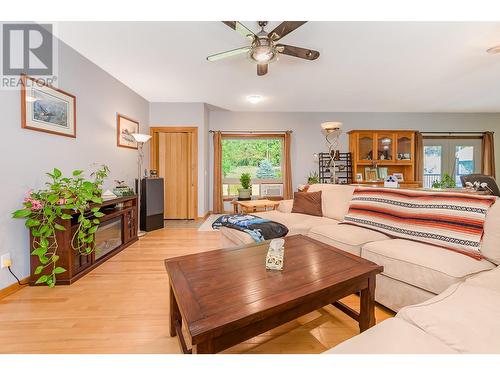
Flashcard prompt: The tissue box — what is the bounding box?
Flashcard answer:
[266,239,285,271]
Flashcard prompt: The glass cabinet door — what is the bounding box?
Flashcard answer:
[397,134,413,162]
[377,134,394,161]
[358,134,374,161]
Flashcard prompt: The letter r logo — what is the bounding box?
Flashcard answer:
[2,23,53,75]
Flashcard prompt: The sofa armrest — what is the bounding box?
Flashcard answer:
[277,199,294,213]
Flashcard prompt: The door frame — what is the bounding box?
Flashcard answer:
[423,136,482,187]
[150,126,198,219]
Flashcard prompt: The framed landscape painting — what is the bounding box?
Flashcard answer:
[21,75,76,138]
[117,114,139,149]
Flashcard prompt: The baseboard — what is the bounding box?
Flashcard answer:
[196,211,212,221]
[0,277,29,300]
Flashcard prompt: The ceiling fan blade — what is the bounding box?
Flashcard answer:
[207,46,251,62]
[276,44,320,60]
[269,21,307,41]
[222,21,256,40]
[257,64,268,76]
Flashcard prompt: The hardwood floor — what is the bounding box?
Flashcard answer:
[0,226,393,354]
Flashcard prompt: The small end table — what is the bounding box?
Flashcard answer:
[232,199,280,214]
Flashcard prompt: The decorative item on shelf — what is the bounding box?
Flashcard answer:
[355,173,363,182]
[384,175,399,188]
[377,167,388,180]
[238,173,252,200]
[320,122,342,183]
[113,180,135,197]
[150,169,158,178]
[21,74,76,138]
[307,171,319,184]
[117,114,140,149]
[102,189,117,200]
[365,167,378,182]
[131,133,152,237]
[431,173,455,189]
[266,238,285,271]
[11,165,110,287]
[393,173,405,182]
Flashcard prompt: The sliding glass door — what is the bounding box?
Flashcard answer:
[423,138,481,188]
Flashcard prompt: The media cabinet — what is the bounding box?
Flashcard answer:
[29,195,138,285]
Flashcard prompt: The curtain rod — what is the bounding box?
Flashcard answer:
[421,131,494,134]
[209,130,292,134]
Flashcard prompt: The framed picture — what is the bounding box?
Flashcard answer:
[377,167,388,180]
[364,167,378,182]
[393,173,404,182]
[355,173,363,182]
[21,75,76,138]
[117,114,139,149]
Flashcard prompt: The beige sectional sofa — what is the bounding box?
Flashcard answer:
[220,184,500,312]
[326,266,500,354]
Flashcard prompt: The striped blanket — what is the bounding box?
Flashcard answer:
[342,188,497,259]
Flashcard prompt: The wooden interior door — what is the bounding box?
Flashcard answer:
[158,132,192,219]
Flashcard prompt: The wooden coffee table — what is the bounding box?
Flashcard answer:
[165,234,383,354]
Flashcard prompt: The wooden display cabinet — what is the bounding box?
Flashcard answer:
[348,130,421,187]
[29,196,138,285]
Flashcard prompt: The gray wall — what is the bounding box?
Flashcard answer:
[208,111,500,210]
[0,41,149,290]
[149,102,210,216]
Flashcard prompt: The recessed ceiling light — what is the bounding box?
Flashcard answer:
[247,95,263,104]
[486,45,500,54]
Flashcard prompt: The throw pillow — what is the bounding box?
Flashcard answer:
[292,191,323,217]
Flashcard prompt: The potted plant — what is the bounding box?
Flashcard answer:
[431,173,456,189]
[238,173,252,200]
[12,165,109,287]
[308,171,319,184]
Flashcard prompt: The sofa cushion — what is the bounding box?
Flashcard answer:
[480,200,500,265]
[375,274,435,312]
[324,318,457,354]
[397,282,500,353]
[307,223,389,256]
[464,265,500,294]
[362,239,495,294]
[292,191,323,216]
[307,184,355,221]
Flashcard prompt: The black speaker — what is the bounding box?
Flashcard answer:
[140,178,164,232]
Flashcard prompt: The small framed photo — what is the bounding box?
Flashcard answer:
[393,173,404,182]
[355,173,363,182]
[364,167,378,182]
[21,75,76,138]
[117,114,139,149]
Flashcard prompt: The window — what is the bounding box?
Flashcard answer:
[222,136,284,198]
[423,138,481,188]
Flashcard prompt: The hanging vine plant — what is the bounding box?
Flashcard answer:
[12,165,110,287]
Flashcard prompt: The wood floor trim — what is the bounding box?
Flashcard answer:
[0,277,29,300]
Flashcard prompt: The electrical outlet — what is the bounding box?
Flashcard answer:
[1,253,12,268]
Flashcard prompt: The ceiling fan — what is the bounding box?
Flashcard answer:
[207,21,320,76]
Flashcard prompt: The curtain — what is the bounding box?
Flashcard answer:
[212,131,223,214]
[283,131,293,199]
[482,131,496,179]
[414,131,424,184]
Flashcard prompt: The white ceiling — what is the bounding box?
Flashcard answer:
[55,21,500,112]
